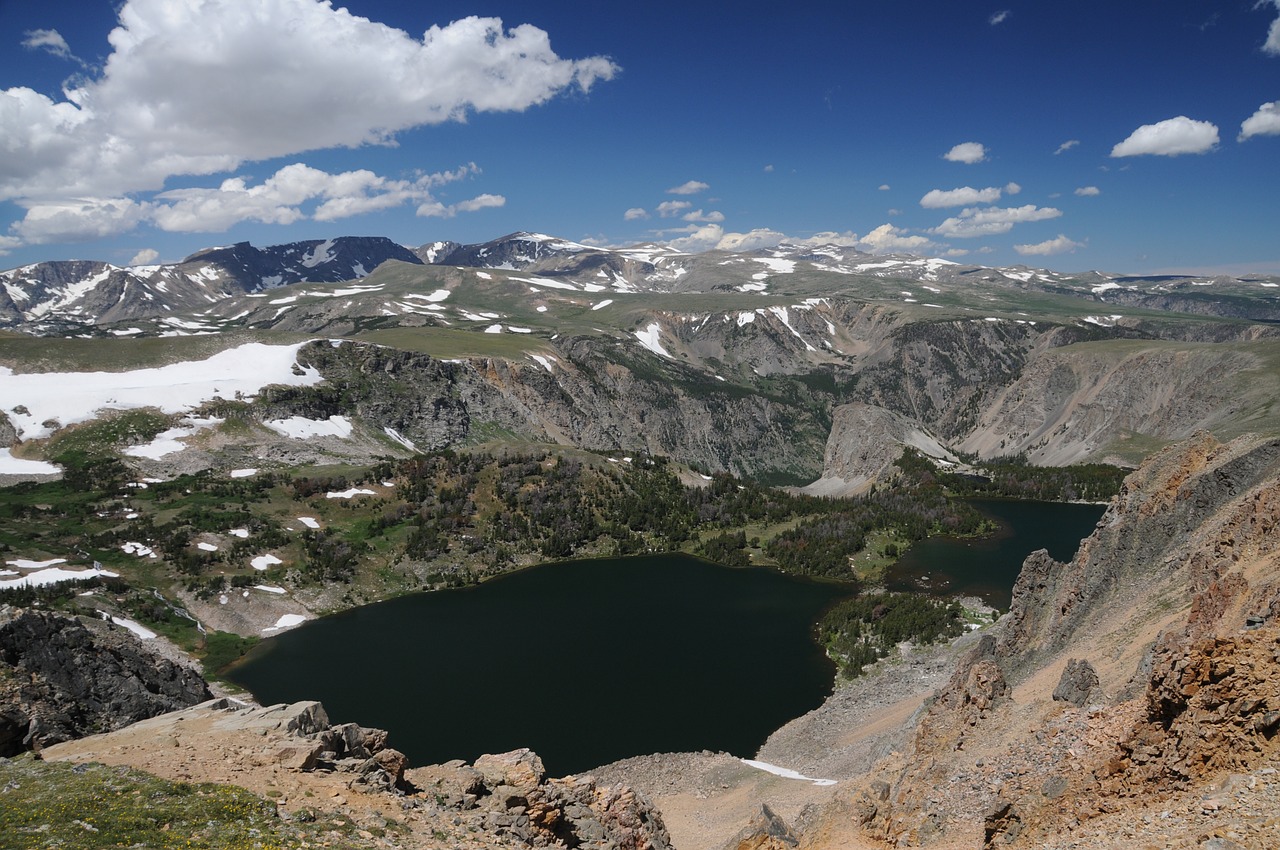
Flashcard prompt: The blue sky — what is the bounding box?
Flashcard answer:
[1,0,1278,274]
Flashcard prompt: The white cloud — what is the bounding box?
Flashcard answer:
[931,204,1062,238]
[1111,116,1219,157]
[878,184,891,191]
[452,194,506,214]
[1014,234,1084,256]
[0,235,22,256]
[417,193,506,218]
[716,228,788,251]
[0,0,618,203]
[793,231,861,248]
[1054,139,1080,155]
[666,180,709,195]
[1264,1,1280,55]
[944,142,987,164]
[656,200,692,217]
[11,198,150,244]
[763,164,774,172]
[682,209,725,223]
[858,223,940,253]
[990,10,1010,25]
[665,225,786,253]
[920,186,1003,209]
[624,207,649,221]
[22,29,79,63]
[6,160,493,243]
[1239,100,1280,140]
[128,248,159,265]
[1005,182,1021,195]
[1074,186,1101,196]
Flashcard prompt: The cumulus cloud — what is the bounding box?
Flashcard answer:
[858,223,940,253]
[931,204,1062,238]
[1075,186,1101,196]
[1111,116,1219,157]
[1054,139,1080,155]
[944,142,987,164]
[1264,0,1280,55]
[1014,234,1084,256]
[1239,100,1280,140]
[990,10,1010,25]
[764,164,775,172]
[1005,182,1021,195]
[656,200,692,217]
[682,209,725,223]
[0,0,618,204]
[792,231,862,248]
[878,184,891,191]
[10,160,494,240]
[128,248,159,265]
[624,207,649,221]
[0,235,23,256]
[665,225,785,253]
[666,180,709,195]
[920,186,1004,208]
[11,198,150,244]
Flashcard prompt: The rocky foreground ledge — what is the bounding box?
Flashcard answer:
[39,698,673,850]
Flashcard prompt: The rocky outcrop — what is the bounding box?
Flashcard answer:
[804,402,956,496]
[0,608,211,755]
[720,804,800,850]
[1052,658,1101,707]
[409,748,673,850]
[43,697,672,850]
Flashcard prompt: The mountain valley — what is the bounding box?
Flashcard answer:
[2,232,1280,849]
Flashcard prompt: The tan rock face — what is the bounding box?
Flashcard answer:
[799,433,1280,850]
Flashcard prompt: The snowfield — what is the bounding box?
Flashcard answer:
[0,342,322,440]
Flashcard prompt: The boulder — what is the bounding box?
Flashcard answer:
[1052,658,1101,707]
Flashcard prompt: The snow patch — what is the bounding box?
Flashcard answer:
[264,415,353,439]
[297,516,320,529]
[0,565,119,590]
[0,449,60,475]
[0,342,321,440]
[326,487,376,499]
[251,554,283,571]
[633,322,671,358]
[262,614,308,633]
[740,759,837,787]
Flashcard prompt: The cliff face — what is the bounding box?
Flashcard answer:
[0,608,212,756]
[816,432,1280,848]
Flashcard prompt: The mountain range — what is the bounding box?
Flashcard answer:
[4,231,1279,334]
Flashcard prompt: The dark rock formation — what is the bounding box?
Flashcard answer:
[1052,658,1101,707]
[0,608,211,755]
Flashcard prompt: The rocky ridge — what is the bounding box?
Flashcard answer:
[0,607,211,757]
[40,698,673,850]
[795,432,1280,848]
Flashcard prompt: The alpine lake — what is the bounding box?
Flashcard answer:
[226,498,1106,776]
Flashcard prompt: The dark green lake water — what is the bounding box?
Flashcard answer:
[228,500,1105,775]
[227,555,853,776]
[884,498,1106,610]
